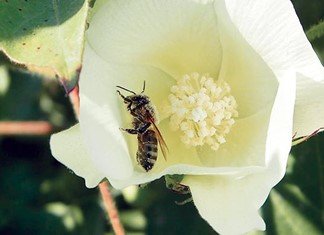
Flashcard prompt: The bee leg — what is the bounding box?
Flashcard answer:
[116,90,126,100]
[127,102,133,111]
[120,128,139,135]
[116,90,133,107]
[120,123,151,135]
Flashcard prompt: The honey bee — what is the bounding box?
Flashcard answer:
[117,82,168,171]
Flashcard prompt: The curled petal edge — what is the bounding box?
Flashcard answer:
[50,124,105,188]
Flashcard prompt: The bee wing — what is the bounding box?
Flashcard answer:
[147,116,169,161]
[152,122,169,161]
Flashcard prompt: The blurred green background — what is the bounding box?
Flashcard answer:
[0,0,324,234]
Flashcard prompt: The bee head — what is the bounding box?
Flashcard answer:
[128,94,150,106]
[116,82,149,107]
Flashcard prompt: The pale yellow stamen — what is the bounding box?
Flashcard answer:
[166,73,238,151]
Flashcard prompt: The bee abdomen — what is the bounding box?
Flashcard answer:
[137,130,158,172]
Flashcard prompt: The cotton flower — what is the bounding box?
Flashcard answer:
[50,0,324,234]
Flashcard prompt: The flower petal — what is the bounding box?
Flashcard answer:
[211,0,278,119]
[183,72,296,234]
[263,71,296,183]
[184,175,265,235]
[198,104,272,167]
[87,0,222,78]
[50,124,104,188]
[79,93,133,180]
[218,0,324,136]
[221,0,323,78]
[79,44,133,181]
[293,73,324,137]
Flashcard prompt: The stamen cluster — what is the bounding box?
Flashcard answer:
[167,73,238,150]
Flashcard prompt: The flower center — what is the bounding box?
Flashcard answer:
[166,73,238,151]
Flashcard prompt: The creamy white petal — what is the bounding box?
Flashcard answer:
[87,0,222,79]
[79,45,133,180]
[79,94,134,180]
[82,43,174,120]
[221,0,323,78]
[293,72,324,137]
[109,164,264,190]
[263,72,296,185]
[184,175,265,235]
[198,104,272,167]
[183,72,296,234]
[212,0,278,119]
[50,124,105,188]
[218,0,324,136]
[88,0,109,22]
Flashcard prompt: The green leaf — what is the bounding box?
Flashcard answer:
[269,187,322,235]
[306,21,324,41]
[0,0,89,92]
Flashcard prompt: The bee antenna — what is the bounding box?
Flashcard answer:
[116,85,136,95]
[141,81,146,93]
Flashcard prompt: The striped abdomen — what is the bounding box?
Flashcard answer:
[137,129,158,171]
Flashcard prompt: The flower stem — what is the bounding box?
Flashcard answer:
[0,121,53,135]
[99,181,125,235]
[68,85,125,235]
[69,85,80,117]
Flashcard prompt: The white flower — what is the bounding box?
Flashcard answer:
[50,0,324,234]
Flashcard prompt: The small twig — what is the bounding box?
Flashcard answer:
[68,84,80,118]
[0,121,53,135]
[292,127,324,146]
[99,181,125,235]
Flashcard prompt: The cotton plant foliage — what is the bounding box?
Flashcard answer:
[50,0,324,234]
